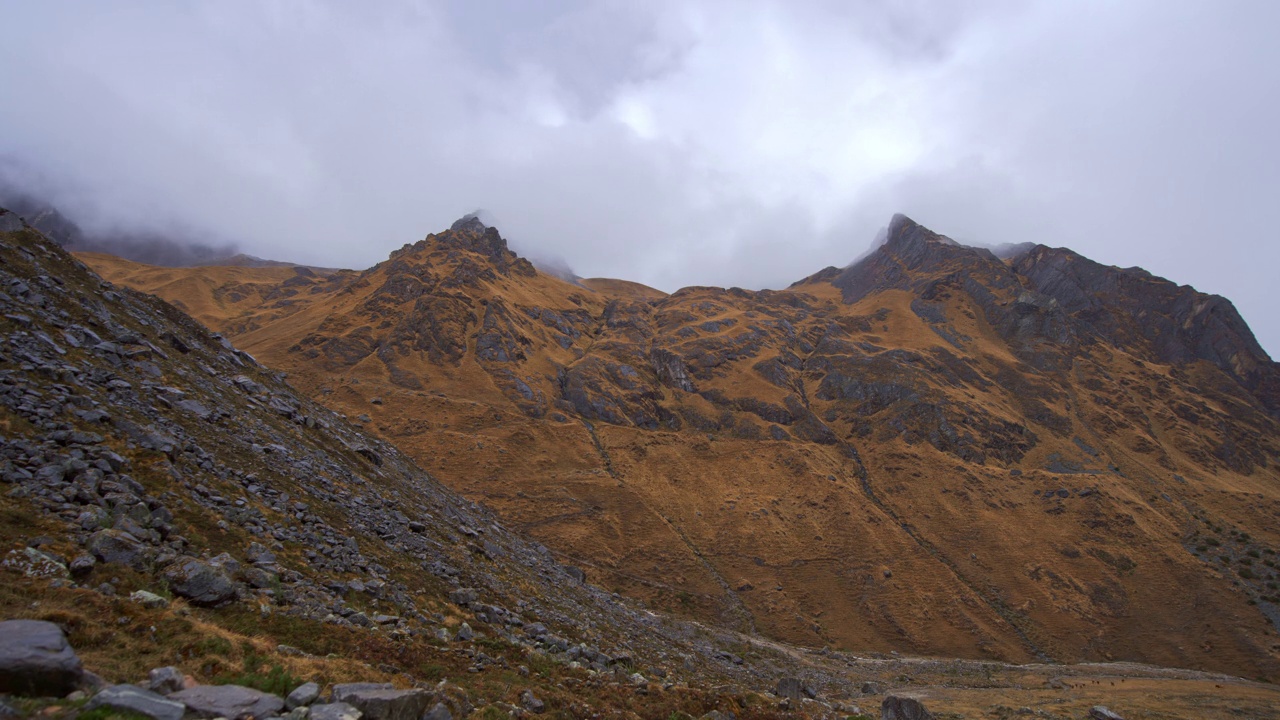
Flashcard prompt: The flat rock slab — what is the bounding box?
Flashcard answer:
[0,619,84,696]
[331,683,393,703]
[334,687,432,720]
[87,684,185,720]
[169,683,285,718]
[310,703,364,720]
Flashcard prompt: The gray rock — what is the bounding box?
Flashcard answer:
[455,623,474,642]
[881,695,934,720]
[163,558,236,606]
[333,687,431,720]
[69,554,96,577]
[448,588,478,605]
[1090,708,1126,720]
[147,666,186,695]
[287,681,321,709]
[774,677,815,700]
[860,681,882,695]
[87,684,185,720]
[309,703,363,720]
[169,684,285,719]
[423,703,452,720]
[519,689,544,713]
[0,619,84,696]
[87,528,148,570]
[330,683,393,703]
[130,590,170,609]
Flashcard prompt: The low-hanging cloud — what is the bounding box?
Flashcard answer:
[1,0,1278,354]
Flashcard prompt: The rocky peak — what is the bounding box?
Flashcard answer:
[830,214,1010,304]
[450,212,488,234]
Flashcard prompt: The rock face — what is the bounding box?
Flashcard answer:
[0,620,83,696]
[881,695,935,720]
[86,684,186,720]
[169,684,285,719]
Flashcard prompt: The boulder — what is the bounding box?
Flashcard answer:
[163,558,236,606]
[310,702,364,720]
[448,588,478,605]
[881,695,934,720]
[146,666,186,695]
[287,681,322,709]
[1090,708,1126,720]
[86,684,185,720]
[0,619,84,696]
[520,689,544,713]
[169,683,285,718]
[87,529,148,570]
[774,677,816,701]
[332,687,431,720]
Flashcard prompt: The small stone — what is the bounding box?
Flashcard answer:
[130,590,170,609]
[1090,708,1126,720]
[860,681,882,695]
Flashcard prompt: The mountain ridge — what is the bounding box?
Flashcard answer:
[72,208,1280,681]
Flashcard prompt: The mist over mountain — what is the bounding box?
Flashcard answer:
[0,176,239,267]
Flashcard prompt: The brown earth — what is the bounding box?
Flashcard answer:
[81,213,1280,683]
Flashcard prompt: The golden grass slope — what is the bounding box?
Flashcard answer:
[80,220,1280,682]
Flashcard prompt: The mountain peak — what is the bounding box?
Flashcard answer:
[450,211,488,233]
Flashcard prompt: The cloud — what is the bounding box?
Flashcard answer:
[1,0,1278,354]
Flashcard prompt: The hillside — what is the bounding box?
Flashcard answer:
[71,212,1280,685]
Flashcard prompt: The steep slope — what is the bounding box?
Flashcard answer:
[79,213,1280,681]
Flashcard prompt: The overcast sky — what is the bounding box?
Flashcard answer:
[2,1,1279,355]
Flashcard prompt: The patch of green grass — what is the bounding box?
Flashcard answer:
[77,708,152,720]
[213,650,303,696]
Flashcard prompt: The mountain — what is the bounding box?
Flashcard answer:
[0,187,331,271]
[71,211,1280,685]
[5,205,1280,717]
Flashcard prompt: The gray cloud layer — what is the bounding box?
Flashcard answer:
[2,1,1278,354]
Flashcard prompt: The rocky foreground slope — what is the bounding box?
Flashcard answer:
[4,207,1280,717]
[82,211,1280,683]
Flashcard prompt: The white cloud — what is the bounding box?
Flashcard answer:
[1,0,1278,354]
